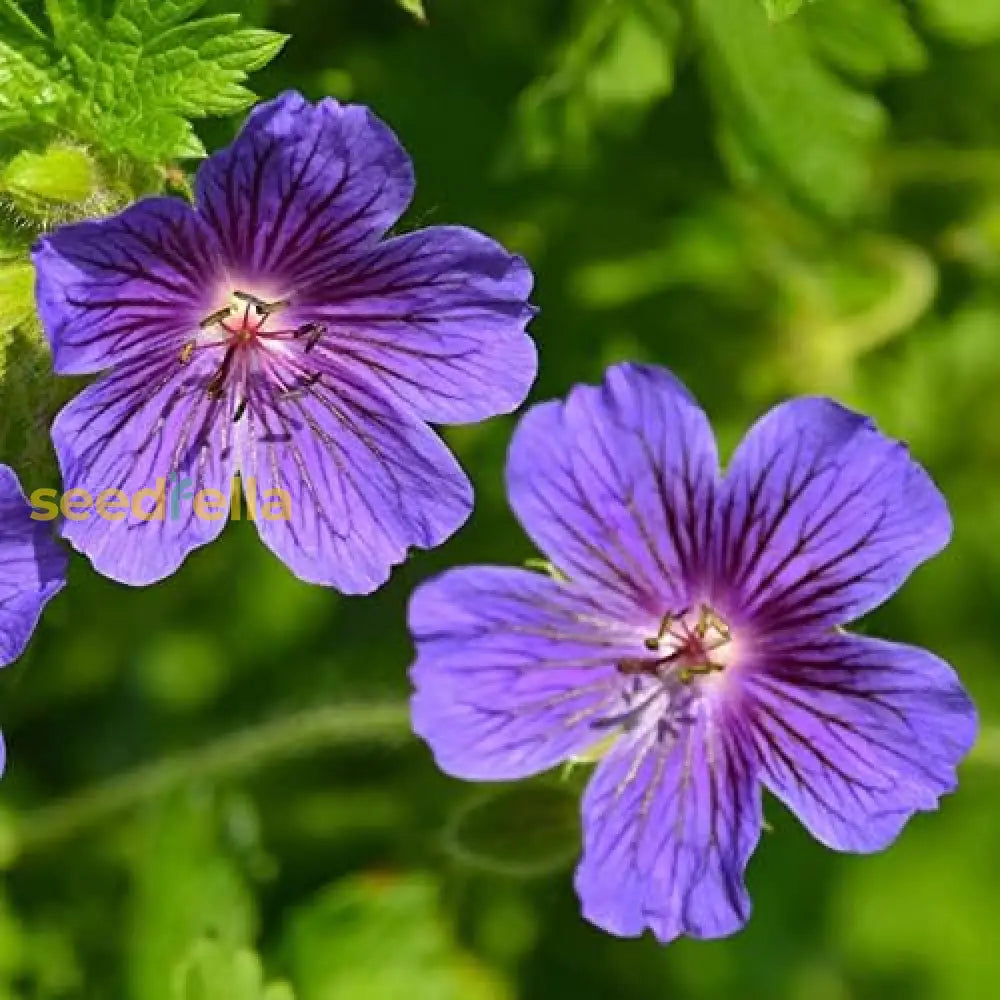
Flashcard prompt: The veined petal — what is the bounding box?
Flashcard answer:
[507,363,719,622]
[195,91,414,283]
[576,704,762,943]
[298,226,537,423]
[0,467,66,666]
[51,355,236,586]
[33,197,222,375]
[237,366,471,593]
[410,566,645,780]
[716,398,950,631]
[748,631,976,853]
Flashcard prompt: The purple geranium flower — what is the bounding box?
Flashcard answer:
[32,91,536,591]
[0,464,66,670]
[409,363,977,943]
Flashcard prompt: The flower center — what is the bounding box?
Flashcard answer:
[619,604,733,684]
[182,290,326,422]
[585,605,735,742]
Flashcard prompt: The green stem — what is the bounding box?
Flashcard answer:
[11,702,411,860]
[881,148,1000,187]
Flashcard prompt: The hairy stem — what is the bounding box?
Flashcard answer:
[11,702,411,860]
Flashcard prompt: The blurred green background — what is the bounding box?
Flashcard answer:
[4,0,1000,996]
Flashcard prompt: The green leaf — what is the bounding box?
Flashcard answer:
[508,0,680,171]
[42,0,288,161]
[128,793,258,1000]
[0,264,65,481]
[282,874,512,1000]
[918,0,1000,44]
[762,0,810,20]
[396,0,428,24]
[0,37,66,132]
[692,0,884,217]
[0,261,34,338]
[804,0,926,82]
[175,940,294,1000]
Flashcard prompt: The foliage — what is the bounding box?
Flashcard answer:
[2,0,1000,997]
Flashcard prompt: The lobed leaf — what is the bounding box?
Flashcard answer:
[42,0,288,160]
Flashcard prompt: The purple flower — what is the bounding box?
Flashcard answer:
[32,92,536,591]
[0,465,66,670]
[409,363,977,943]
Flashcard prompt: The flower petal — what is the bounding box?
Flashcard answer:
[748,631,976,852]
[195,91,414,284]
[716,398,950,631]
[237,367,471,593]
[410,566,645,780]
[507,363,719,621]
[297,226,537,423]
[52,355,236,586]
[33,198,222,375]
[0,466,66,666]
[576,705,762,942]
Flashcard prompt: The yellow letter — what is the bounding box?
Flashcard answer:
[194,488,227,522]
[261,488,292,522]
[244,476,257,521]
[132,478,166,522]
[96,488,128,523]
[61,487,92,522]
[30,488,59,522]
[230,476,242,521]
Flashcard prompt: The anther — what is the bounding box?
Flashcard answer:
[678,662,724,685]
[200,306,233,329]
[179,340,195,365]
[295,322,325,352]
[280,372,322,402]
[233,291,289,317]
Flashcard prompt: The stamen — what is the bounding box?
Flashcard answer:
[592,686,663,732]
[189,290,318,414]
[207,346,236,398]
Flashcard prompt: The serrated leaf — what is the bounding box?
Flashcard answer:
[42,0,288,161]
[693,0,884,217]
[0,38,67,132]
